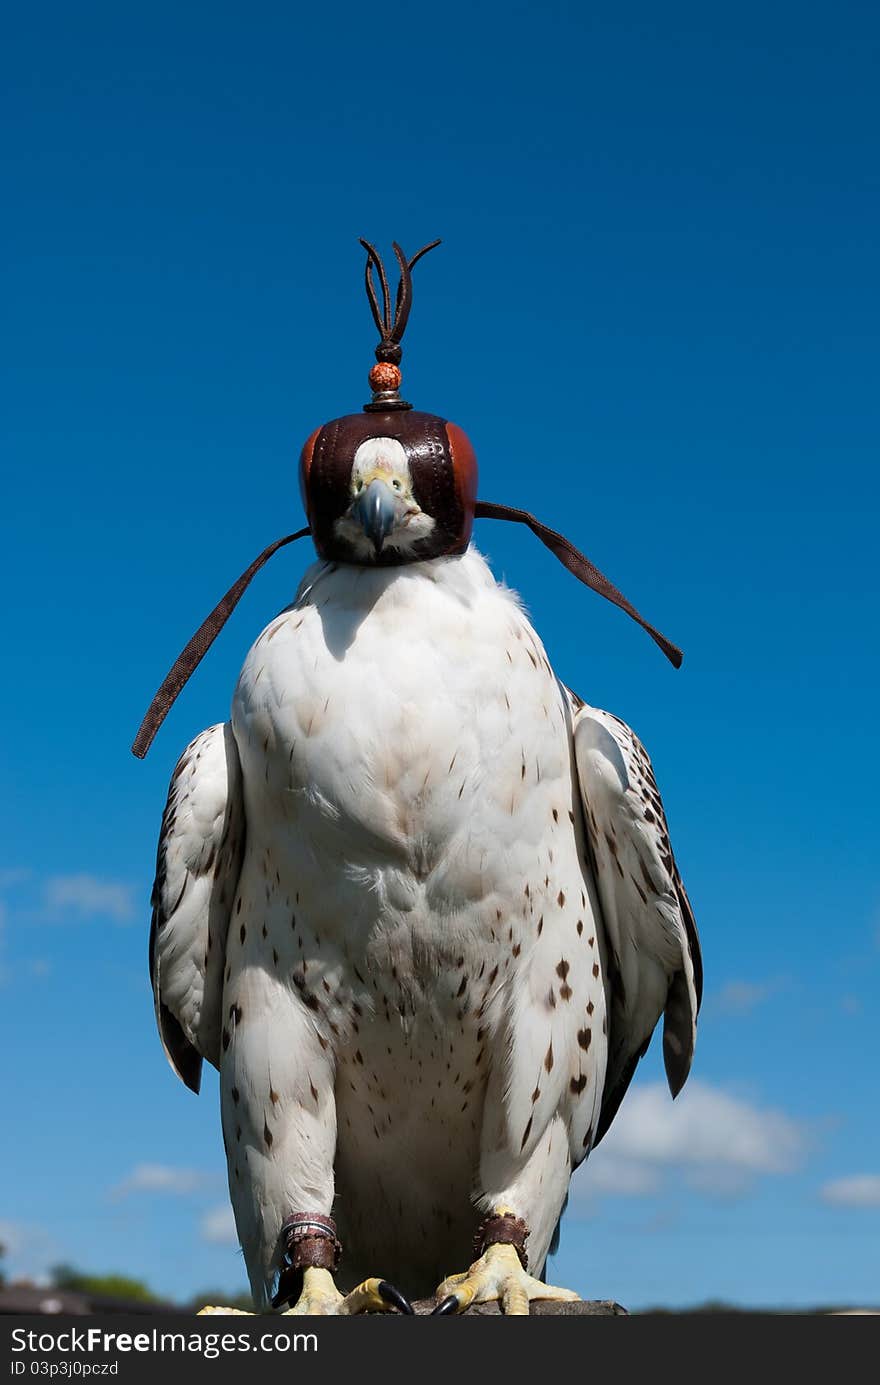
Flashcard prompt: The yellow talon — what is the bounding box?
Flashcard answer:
[283,1267,413,1315]
[435,1242,581,1316]
[338,1277,391,1315]
[198,1267,413,1316]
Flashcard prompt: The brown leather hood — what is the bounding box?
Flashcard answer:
[300,409,478,564]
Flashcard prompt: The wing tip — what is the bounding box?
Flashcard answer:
[169,1045,203,1095]
[663,1031,694,1100]
[156,998,204,1094]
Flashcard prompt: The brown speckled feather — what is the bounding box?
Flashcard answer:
[150,723,245,1092]
[566,693,702,1147]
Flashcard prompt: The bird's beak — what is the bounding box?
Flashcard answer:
[352,478,400,554]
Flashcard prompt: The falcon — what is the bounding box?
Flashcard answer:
[144,241,702,1316]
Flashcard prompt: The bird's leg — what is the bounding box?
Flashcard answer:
[275,1215,413,1316]
[198,978,412,1315]
[199,1214,413,1316]
[432,1112,582,1315]
[432,1208,580,1316]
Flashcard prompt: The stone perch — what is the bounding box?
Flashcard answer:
[409,1298,628,1316]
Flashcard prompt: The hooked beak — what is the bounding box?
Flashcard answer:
[352,478,399,554]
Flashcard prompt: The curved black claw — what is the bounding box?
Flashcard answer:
[377,1280,415,1315]
[431,1294,459,1316]
[270,1267,297,1310]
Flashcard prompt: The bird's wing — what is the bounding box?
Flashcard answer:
[149,722,245,1093]
[570,697,702,1146]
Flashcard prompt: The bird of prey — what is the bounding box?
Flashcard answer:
[144,242,701,1316]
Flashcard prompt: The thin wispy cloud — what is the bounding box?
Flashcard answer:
[0,868,33,890]
[111,1164,215,1200]
[200,1206,238,1246]
[0,903,51,987]
[713,980,778,1015]
[820,1176,880,1208]
[573,1080,808,1203]
[44,874,135,924]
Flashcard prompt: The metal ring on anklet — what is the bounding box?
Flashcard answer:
[272,1213,342,1309]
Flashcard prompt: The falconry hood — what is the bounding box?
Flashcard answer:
[132,238,683,760]
[300,240,478,565]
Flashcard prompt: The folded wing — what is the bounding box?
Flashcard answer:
[149,722,245,1092]
[571,701,702,1145]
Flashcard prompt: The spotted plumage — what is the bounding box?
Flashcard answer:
[151,544,701,1308]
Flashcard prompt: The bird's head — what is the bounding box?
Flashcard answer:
[300,411,478,566]
[297,238,478,568]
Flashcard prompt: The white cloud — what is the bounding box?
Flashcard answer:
[606,1081,804,1170]
[111,1164,213,1199]
[820,1176,880,1208]
[45,874,135,924]
[684,1165,755,1197]
[574,1080,808,1203]
[713,980,776,1015]
[0,1219,29,1257]
[0,1219,61,1283]
[585,1159,661,1196]
[200,1206,239,1245]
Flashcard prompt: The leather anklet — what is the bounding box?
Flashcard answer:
[473,1212,529,1270]
[272,1213,341,1309]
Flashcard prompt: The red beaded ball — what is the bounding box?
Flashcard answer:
[368,362,402,392]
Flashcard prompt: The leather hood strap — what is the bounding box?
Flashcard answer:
[474,501,683,670]
[130,528,311,759]
[132,513,681,759]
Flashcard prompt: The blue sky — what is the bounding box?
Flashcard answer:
[2,1,878,1309]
